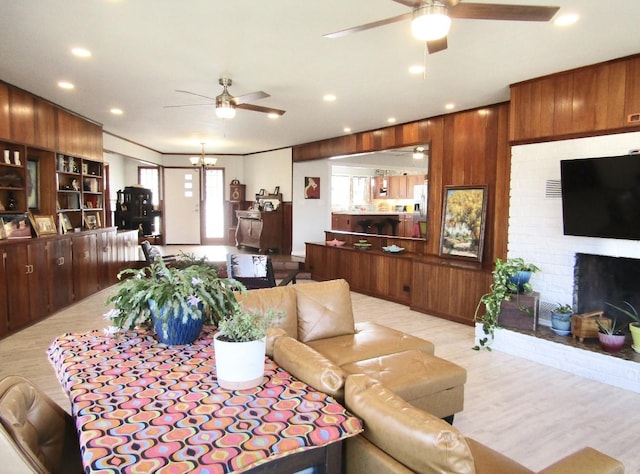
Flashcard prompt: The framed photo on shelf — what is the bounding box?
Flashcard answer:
[273,186,280,195]
[27,159,39,209]
[1,214,32,239]
[439,185,488,263]
[84,214,99,230]
[59,213,73,234]
[29,213,58,237]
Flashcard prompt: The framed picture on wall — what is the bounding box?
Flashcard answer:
[304,177,320,199]
[439,185,488,263]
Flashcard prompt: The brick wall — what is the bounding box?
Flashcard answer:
[508,131,640,322]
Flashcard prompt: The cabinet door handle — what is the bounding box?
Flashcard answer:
[58,257,65,266]
[25,264,34,274]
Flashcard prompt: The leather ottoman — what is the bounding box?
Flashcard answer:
[341,349,466,421]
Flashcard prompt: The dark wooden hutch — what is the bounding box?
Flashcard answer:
[0,80,139,339]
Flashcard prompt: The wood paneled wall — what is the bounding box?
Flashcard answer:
[0,80,103,161]
[509,53,640,144]
[292,103,511,269]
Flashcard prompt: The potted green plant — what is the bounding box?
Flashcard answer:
[473,257,540,350]
[550,303,573,334]
[214,308,282,390]
[606,301,640,352]
[104,255,243,345]
[595,317,626,352]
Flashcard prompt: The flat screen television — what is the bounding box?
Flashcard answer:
[560,154,640,240]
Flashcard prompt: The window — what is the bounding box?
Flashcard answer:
[331,175,371,210]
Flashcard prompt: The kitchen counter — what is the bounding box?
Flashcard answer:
[331,212,424,237]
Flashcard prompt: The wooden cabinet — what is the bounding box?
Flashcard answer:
[0,249,8,338]
[47,238,73,313]
[5,240,48,331]
[71,233,99,301]
[305,243,412,305]
[388,175,407,198]
[97,229,118,289]
[371,176,387,199]
[331,213,353,232]
[236,210,283,253]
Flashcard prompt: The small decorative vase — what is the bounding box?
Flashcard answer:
[214,333,266,390]
[597,332,626,353]
[149,300,204,345]
[509,271,531,293]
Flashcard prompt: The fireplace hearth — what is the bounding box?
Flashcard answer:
[574,253,640,330]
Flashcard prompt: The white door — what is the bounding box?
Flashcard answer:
[164,167,201,244]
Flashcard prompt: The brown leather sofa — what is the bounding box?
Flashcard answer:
[343,374,624,474]
[237,278,467,420]
[237,278,435,361]
[0,375,83,474]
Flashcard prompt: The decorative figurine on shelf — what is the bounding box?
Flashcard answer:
[13,151,21,166]
[7,191,17,211]
[72,179,80,191]
[3,150,10,164]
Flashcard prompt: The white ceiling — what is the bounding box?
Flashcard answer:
[1,1,639,156]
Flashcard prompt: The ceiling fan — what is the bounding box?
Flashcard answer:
[324,0,560,54]
[165,78,286,119]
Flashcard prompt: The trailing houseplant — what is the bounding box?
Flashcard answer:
[104,255,244,344]
[473,257,540,350]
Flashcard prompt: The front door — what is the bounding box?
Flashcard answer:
[164,167,201,244]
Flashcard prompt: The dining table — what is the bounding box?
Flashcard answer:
[47,326,363,473]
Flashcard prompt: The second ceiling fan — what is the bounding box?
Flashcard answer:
[325,0,560,54]
[167,78,286,119]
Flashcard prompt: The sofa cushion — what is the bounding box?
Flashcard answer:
[345,374,475,474]
[307,322,434,366]
[273,336,347,401]
[294,279,355,342]
[235,285,298,339]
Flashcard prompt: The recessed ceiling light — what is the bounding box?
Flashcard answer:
[387,117,397,123]
[445,103,455,110]
[323,94,337,102]
[554,13,579,27]
[409,65,425,75]
[343,127,351,133]
[71,47,91,58]
[58,81,75,90]
[267,113,280,119]
[110,108,123,115]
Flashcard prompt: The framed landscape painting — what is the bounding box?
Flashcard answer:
[439,185,488,262]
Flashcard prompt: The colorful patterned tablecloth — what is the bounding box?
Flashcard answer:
[48,326,362,473]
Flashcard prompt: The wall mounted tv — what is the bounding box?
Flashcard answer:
[560,154,640,240]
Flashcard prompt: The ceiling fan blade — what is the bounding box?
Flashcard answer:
[449,3,560,22]
[232,91,270,105]
[163,103,214,109]
[236,103,286,116]
[391,0,422,7]
[427,36,448,54]
[175,89,218,101]
[324,12,412,38]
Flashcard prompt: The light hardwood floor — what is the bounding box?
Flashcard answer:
[1,282,637,472]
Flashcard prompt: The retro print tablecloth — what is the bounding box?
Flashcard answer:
[48,326,362,473]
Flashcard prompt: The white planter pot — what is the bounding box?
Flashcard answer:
[214,333,266,390]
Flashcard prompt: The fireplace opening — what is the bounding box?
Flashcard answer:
[574,253,640,331]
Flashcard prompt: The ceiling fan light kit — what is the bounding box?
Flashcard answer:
[411,2,451,41]
[215,78,237,119]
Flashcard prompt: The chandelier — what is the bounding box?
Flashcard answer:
[190,143,217,168]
